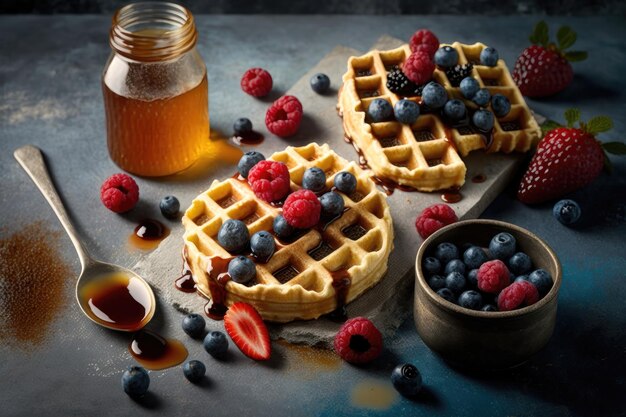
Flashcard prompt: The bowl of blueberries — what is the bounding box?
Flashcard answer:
[414,219,562,370]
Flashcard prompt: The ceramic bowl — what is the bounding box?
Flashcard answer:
[414,219,562,370]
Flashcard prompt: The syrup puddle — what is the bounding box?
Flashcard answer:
[350,379,399,410]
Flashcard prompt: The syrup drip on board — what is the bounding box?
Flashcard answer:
[203,256,234,320]
[441,188,463,203]
[129,219,170,251]
[175,259,196,293]
[326,269,351,322]
[472,174,487,183]
[129,330,188,370]
[232,130,264,146]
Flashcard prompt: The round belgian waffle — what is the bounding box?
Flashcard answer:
[182,143,394,323]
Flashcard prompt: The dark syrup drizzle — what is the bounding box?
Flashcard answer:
[232,131,264,146]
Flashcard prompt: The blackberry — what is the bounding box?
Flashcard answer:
[445,63,473,87]
[386,66,424,97]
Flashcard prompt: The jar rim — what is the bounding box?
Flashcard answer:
[110,2,197,62]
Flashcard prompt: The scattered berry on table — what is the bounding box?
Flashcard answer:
[409,29,439,58]
[273,214,295,240]
[553,199,581,225]
[491,94,511,117]
[445,63,473,87]
[445,271,466,293]
[182,313,206,339]
[241,67,273,97]
[477,259,510,294]
[121,366,150,398]
[282,189,322,229]
[367,98,393,122]
[237,151,265,179]
[228,256,256,284]
[402,51,435,85]
[472,109,495,131]
[415,204,458,239]
[472,88,491,107]
[233,117,253,135]
[100,173,139,213]
[302,167,327,192]
[386,65,425,97]
[437,287,456,303]
[498,280,539,311]
[265,95,303,137]
[481,304,497,312]
[217,219,250,253]
[467,268,479,287]
[528,269,553,296]
[463,246,489,270]
[489,232,517,260]
[480,46,499,67]
[460,76,480,99]
[319,192,345,217]
[428,275,446,291]
[247,160,291,202]
[508,252,532,275]
[159,195,180,219]
[443,99,467,122]
[444,259,466,276]
[391,363,423,397]
[310,73,331,94]
[333,317,383,364]
[434,46,459,68]
[203,330,229,358]
[421,81,448,109]
[394,99,420,124]
[422,256,442,275]
[334,171,357,195]
[458,290,483,310]
[224,302,271,361]
[250,231,275,262]
[183,360,206,383]
[435,242,459,264]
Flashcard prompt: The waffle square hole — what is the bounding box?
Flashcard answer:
[217,194,238,208]
[273,264,300,284]
[378,136,403,148]
[241,211,261,225]
[356,68,374,77]
[427,158,443,167]
[413,129,436,142]
[456,126,475,136]
[342,222,368,241]
[308,241,336,261]
[358,88,382,99]
[476,68,505,87]
[193,213,211,226]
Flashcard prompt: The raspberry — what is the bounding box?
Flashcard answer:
[477,260,510,294]
[402,51,435,85]
[247,160,291,203]
[409,29,440,58]
[265,95,303,138]
[240,68,273,97]
[282,189,321,229]
[498,280,539,311]
[415,204,458,239]
[100,173,139,213]
[333,317,383,364]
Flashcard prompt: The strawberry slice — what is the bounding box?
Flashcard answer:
[224,302,271,361]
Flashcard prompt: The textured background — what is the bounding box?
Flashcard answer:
[1,0,625,14]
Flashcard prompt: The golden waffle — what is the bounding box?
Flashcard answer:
[182,143,394,323]
[338,42,541,191]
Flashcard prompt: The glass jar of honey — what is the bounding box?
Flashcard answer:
[102,2,209,177]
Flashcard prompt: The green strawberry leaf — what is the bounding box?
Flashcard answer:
[564,108,580,127]
[563,51,588,62]
[587,116,613,135]
[540,119,562,135]
[557,26,577,50]
[603,142,626,155]
[530,21,549,46]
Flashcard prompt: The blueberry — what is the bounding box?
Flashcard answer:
[319,192,345,217]
[203,330,229,358]
[393,99,420,124]
[233,117,253,135]
[553,199,581,225]
[121,366,150,398]
[508,252,532,275]
[472,88,491,107]
[160,195,180,219]
[250,231,275,261]
[480,46,499,67]
[367,98,393,122]
[391,364,422,397]
[443,99,467,122]
[463,246,489,270]
[422,82,448,109]
[481,304,497,312]
[515,275,529,283]
[489,232,516,260]
[444,259,466,276]
[434,242,459,264]
[334,171,357,194]
[183,360,206,383]
[467,269,479,287]
[217,219,250,253]
[460,77,480,99]
[472,109,495,131]
[310,73,331,94]
[182,313,206,339]
[491,94,511,117]
[437,288,456,303]
[428,275,445,291]
[237,151,265,179]
[458,290,483,310]
[302,167,327,192]
[422,256,442,275]
[228,256,256,284]
[273,215,295,240]
[445,271,466,293]
[434,46,459,68]
[528,269,553,296]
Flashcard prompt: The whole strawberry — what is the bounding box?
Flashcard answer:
[518,109,625,204]
[513,21,587,97]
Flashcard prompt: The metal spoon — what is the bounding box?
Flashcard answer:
[14,145,155,332]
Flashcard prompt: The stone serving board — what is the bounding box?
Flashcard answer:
[134,36,543,348]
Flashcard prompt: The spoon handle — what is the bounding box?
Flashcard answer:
[14,145,93,270]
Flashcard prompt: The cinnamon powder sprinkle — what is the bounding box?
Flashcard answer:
[0,221,71,348]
